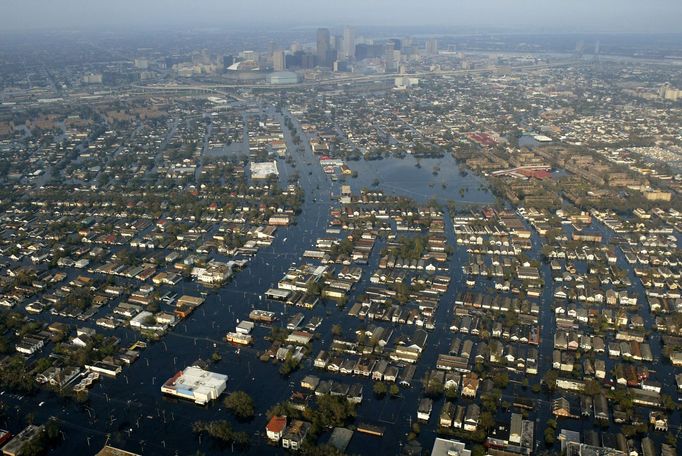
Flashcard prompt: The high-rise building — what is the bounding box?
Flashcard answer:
[343,26,355,60]
[384,42,397,72]
[316,28,331,67]
[222,55,234,69]
[426,38,438,55]
[331,35,342,52]
[272,50,286,71]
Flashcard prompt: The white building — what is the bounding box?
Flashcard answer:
[250,161,279,180]
[431,438,472,456]
[161,366,227,405]
[191,261,232,285]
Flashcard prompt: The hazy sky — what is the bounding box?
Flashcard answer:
[2,0,681,33]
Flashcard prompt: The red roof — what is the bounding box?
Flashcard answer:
[518,169,552,180]
[266,415,287,434]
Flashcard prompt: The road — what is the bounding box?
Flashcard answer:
[131,60,578,93]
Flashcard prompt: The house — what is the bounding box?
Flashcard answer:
[453,405,465,429]
[314,350,329,369]
[461,372,479,398]
[286,331,313,345]
[440,402,455,427]
[418,398,433,421]
[15,336,44,355]
[282,420,311,451]
[0,425,44,456]
[301,375,320,391]
[649,411,668,431]
[593,394,609,422]
[463,404,480,431]
[552,397,572,418]
[35,366,81,388]
[372,359,389,381]
[266,415,287,442]
[595,359,606,379]
[509,413,522,444]
[347,384,363,404]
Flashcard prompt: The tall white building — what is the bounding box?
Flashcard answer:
[343,26,355,60]
[272,50,286,72]
[426,38,438,55]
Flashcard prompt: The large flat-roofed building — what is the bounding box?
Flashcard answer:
[251,161,279,180]
[431,437,472,456]
[1,425,44,456]
[161,366,227,405]
[268,71,299,85]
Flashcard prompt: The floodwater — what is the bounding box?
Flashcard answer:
[345,154,494,205]
[2,108,676,456]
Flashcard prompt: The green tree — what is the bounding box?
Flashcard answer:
[389,384,400,397]
[224,391,255,420]
[543,370,558,391]
[492,371,509,389]
[192,420,249,447]
[373,382,387,397]
[307,395,356,430]
[544,428,555,446]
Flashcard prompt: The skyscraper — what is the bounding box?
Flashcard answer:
[426,38,438,55]
[272,50,286,72]
[343,26,355,60]
[316,28,331,67]
[384,42,397,72]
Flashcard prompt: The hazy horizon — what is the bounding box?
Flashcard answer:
[2,0,682,34]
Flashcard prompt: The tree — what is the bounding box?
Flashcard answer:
[425,377,444,398]
[331,324,342,337]
[210,351,222,363]
[661,394,676,411]
[480,412,495,430]
[543,370,558,391]
[306,281,323,297]
[544,428,555,446]
[279,353,301,376]
[492,371,509,389]
[389,384,400,397]
[192,421,249,448]
[445,385,458,400]
[584,379,602,396]
[308,395,356,430]
[224,391,255,420]
[373,382,387,397]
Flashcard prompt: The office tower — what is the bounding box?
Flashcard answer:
[426,38,438,55]
[331,35,342,52]
[272,50,286,71]
[222,55,234,69]
[385,42,396,72]
[317,28,331,67]
[343,26,355,60]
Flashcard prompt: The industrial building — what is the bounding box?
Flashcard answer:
[161,366,227,405]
